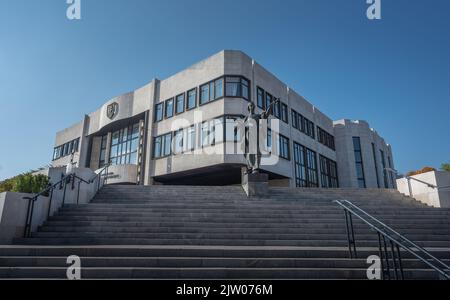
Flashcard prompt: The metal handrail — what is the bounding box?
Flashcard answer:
[22,164,110,238]
[334,199,450,280]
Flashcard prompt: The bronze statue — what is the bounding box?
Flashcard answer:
[244,99,280,174]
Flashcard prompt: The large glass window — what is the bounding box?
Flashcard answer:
[110,123,140,166]
[176,94,185,115]
[215,78,224,99]
[155,103,164,122]
[165,99,174,119]
[201,118,223,147]
[187,88,197,110]
[174,129,184,155]
[294,142,318,188]
[292,110,299,129]
[226,116,242,143]
[265,93,272,112]
[320,155,339,188]
[353,137,366,188]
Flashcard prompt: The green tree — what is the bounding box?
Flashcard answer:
[441,162,450,172]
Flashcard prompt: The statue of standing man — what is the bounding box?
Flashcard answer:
[244,98,280,174]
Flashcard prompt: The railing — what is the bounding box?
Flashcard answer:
[23,164,110,238]
[334,199,450,280]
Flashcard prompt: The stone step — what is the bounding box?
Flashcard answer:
[30,232,450,242]
[0,267,439,279]
[14,237,450,248]
[42,220,450,230]
[1,256,448,269]
[37,226,450,235]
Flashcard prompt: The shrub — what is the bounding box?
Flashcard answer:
[441,163,450,172]
[12,174,50,194]
[406,167,436,177]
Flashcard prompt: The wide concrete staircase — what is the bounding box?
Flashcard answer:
[1,185,450,279]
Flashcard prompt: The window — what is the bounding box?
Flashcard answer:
[176,94,185,115]
[292,110,299,129]
[294,142,318,187]
[153,133,172,159]
[174,129,184,154]
[187,88,197,110]
[372,143,381,188]
[215,78,224,99]
[320,155,339,188]
[165,99,174,119]
[265,93,272,112]
[52,138,80,160]
[273,101,281,119]
[155,103,164,122]
[226,116,242,142]
[388,156,396,188]
[380,150,389,188]
[225,76,249,99]
[267,129,272,151]
[99,135,108,168]
[278,134,290,160]
[187,126,196,152]
[200,78,224,105]
[201,118,224,147]
[281,103,289,124]
[257,87,265,109]
[317,127,335,150]
[110,123,140,166]
[200,84,210,105]
[353,137,366,188]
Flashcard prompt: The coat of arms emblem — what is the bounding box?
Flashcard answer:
[107,102,119,120]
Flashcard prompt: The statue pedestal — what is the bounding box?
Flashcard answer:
[242,168,269,198]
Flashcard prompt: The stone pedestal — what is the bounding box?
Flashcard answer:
[242,168,269,198]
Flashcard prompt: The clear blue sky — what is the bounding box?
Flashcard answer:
[0,0,449,180]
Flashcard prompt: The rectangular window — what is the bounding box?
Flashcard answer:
[174,129,184,155]
[176,94,185,115]
[215,78,224,99]
[153,136,162,159]
[225,77,241,97]
[267,129,272,151]
[200,84,209,105]
[292,110,299,129]
[163,133,172,157]
[265,93,272,112]
[320,155,339,188]
[317,127,335,150]
[165,99,174,118]
[380,150,389,188]
[372,143,381,188]
[110,123,140,165]
[278,134,290,160]
[226,116,242,142]
[187,88,197,110]
[281,103,288,123]
[225,76,250,99]
[273,101,281,119]
[99,135,108,168]
[293,142,319,188]
[257,87,265,109]
[187,126,196,152]
[155,103,164,122]
[353,137,366,188]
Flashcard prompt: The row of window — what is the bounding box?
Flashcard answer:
[355,137,395,189]
[53,138,80,161]
[293,142,320,188]
[154,76,250,123]
[317,127,336,150]
[256,87,289,123]
[153,116,244,159]
[291,110,316,140]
